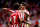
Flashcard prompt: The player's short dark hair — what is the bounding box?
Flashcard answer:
[13,2,19,10]
[20,2,26,6]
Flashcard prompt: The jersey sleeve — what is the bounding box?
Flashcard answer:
[7,8,14,13]
[25,10,30,21]
[26,10,30,16]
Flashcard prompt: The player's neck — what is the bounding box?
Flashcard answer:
[18,8,19,11]
[18,9,19,11]
[22,9,26,10]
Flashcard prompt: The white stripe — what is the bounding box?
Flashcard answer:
[21,13,22,18]
[10,17,12,21]
[23,13,24,20]
[18,13,20,19]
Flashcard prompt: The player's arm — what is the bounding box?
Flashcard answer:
[2,8,14,13]
[19,12,31,24]
[22,14,31,24]
[25,10,31,24]
[19,13,29,24]
[27,16,32,25]
[25,12,32,25]
[25,11,31,24]
[19,14,30,24]
[20,18,30,24]
[20,15,32,25]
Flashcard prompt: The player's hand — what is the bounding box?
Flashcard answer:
[2,8,7,10]
[26,21,31,25]
[2,8,8,12]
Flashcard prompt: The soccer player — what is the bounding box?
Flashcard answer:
[19,2,31,27]
[2,2,21,27]
[2,8,21,27]
[10,10,22,27]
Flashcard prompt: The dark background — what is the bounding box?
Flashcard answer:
[0,0,40,8]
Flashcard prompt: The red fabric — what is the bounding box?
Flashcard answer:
[0,24,2,27]
[26,10,30,16]
[0,12,3,16]
[10,11,21,26]
[8,9,10,11]
[36,21,38,25]
[7,8,14,13]
[8,18,10,22]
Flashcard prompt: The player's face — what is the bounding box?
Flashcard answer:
[20,4,25,10]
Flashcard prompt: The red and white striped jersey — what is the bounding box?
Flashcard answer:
[19,9,30,27]
[10,11,22,27]
[20,9,30,16]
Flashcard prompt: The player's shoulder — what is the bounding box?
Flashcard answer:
[15,10,21,12]
[15,10,18,11]
[25,9,30,15]
[25,9,29,12]
[10,11,15,15]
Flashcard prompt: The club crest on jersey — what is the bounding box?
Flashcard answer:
[15,11,16,13]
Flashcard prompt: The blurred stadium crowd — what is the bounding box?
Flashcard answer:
[0,0,40,27]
